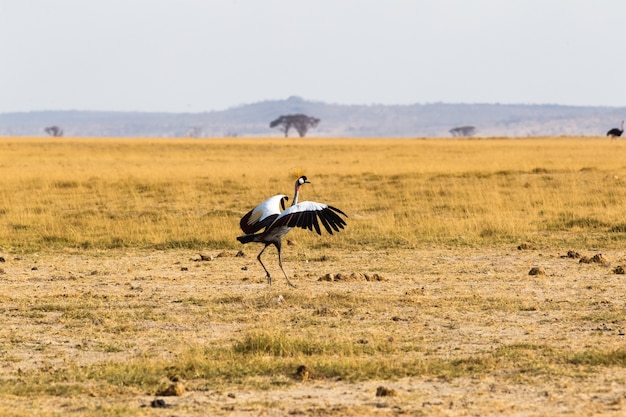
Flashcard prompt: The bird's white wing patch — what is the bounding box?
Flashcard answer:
[279,201,327,217]
[248,195,288,225]
[239,194,288,234]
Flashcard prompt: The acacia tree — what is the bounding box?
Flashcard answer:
[44,126,64,137]
[270,114,320,137]
[449,126,476,137]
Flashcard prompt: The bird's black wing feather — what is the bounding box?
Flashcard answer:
[316,206,347,235]
[285,213,298,228]
[328,205,348,218]
[325,207,347,229]
[271,203,347,235]
[240,211,279,234]
[311,212,321,235]
[317,210,334,234]
[298,211,308,229]
[306,211,315,231]
[323,211,339,232]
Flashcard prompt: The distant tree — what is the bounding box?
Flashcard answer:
[270,114,320,137]
[449,126,476,137]
[44,126,64,137]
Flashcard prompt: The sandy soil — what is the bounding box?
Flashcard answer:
[1,247,625,416]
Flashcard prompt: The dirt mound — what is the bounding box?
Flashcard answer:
[318,272,386,282]
[295,365,311,381]
[528,267,545,276]
[376,386,397,397]
[579,254,608,264]
[561,250,581,259]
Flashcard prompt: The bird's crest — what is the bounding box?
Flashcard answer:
[289,168,306,181]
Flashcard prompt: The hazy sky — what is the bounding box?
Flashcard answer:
[2,0,625,113]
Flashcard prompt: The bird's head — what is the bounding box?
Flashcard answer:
[296,175,310,190]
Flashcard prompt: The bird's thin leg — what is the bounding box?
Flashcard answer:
[256,244,272,285]
[275,243,297,288]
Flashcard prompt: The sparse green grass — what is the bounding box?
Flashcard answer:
[5,331,624,399]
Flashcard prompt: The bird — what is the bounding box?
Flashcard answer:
[237,175,347,288]
[607,120,624,138]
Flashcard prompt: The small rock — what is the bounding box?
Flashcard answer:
[295,365,310,381]
[517,242,534,250]
[180,266,188,271]
[528,267,545,276]
[613,265,625,274]
[565,250,580,259]
[318,273,335,281]
[592,254,608,264]
[150,399,169,408]
[235,250,245,257]
[317,272,386,282]
[376,386,397,397]
[365,273,386,281]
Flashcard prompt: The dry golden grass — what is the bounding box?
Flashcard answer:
[2,136,626,252]
[1,136,626,416]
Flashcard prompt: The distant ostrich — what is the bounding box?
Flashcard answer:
[607,120,624,138]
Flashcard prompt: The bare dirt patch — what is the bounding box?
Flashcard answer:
[1,247,626,416]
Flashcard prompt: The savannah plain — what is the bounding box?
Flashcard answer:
[1,136,626,416]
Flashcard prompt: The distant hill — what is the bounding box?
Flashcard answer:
[1,96,624,138]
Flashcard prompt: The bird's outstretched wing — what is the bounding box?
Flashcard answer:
[239,194,289,234]
[270,201,347,235]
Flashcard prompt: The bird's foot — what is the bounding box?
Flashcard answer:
[266,274,272,285]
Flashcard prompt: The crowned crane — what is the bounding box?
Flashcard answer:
[237,176,347,288]
[607,120,624,138]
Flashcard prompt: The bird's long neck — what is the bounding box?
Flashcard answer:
[292,185,301,206]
